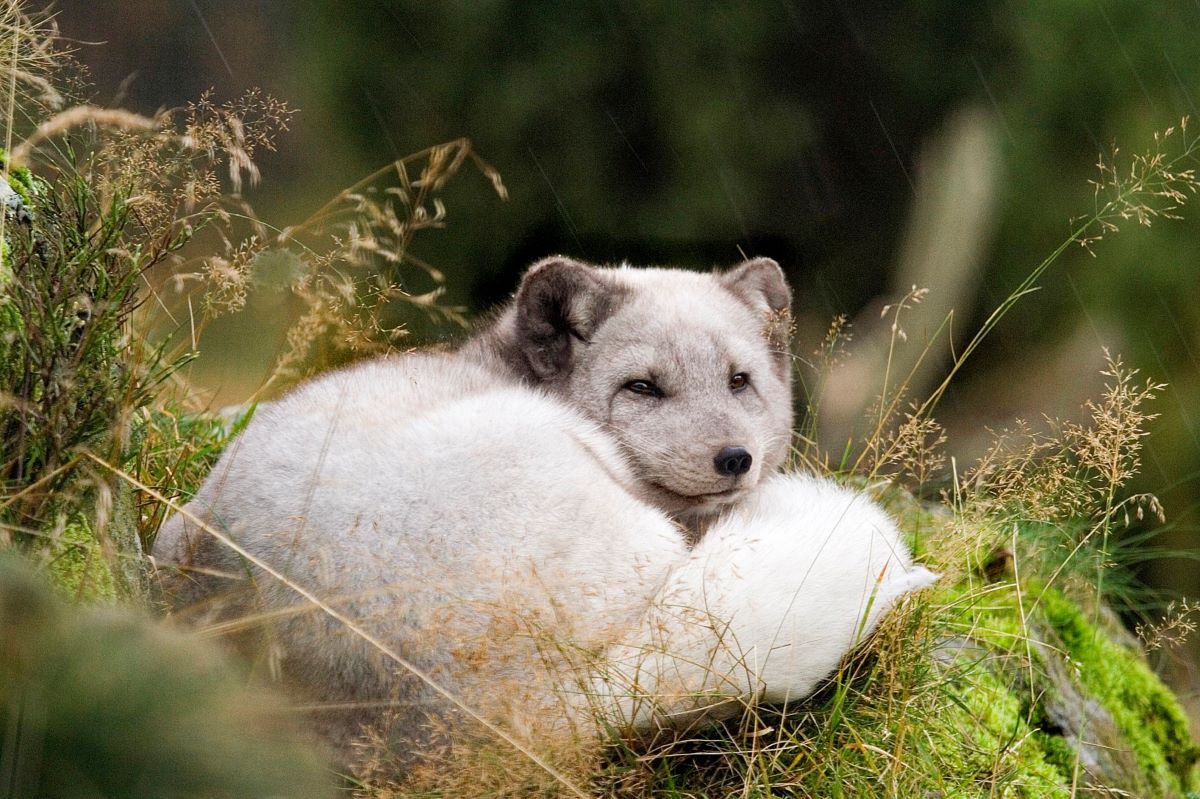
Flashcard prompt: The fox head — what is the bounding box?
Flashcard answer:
[491,256,794,520]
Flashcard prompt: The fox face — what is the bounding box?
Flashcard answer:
[498,256,794,519]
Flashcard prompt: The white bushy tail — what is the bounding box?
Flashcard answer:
[596,474,938,732]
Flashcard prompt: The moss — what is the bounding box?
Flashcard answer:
[44,516,120,603]
[919,577,1199,798]
[0,147,37,204]
[1040,588,1200,794]
[913,584,1075,798]
[944,665,1073,797]
[5,162,35,204]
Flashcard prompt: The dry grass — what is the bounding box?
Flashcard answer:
[263,137,506,386]
[0,0,505,578]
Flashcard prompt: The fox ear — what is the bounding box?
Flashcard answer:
[720,257,793,368]
[514,256,621,379]
[719,257,791,317]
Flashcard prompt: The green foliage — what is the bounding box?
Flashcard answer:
[0,23,296,596]
[0,176,149,482]
[0,554,335,798]
[130,407,250,543]
[0,163,187,598]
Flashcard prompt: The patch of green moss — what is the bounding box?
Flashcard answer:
[914,583,1073,797]
[0,147,37,204]
[1040,588,1200,794]
[943,663,1073,797]
[45,517,119,603]
[921,577,1200,798]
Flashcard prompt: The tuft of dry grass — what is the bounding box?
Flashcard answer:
[960,352,1164,527]
[1079,117,1200,252]
[1138,600,1200,653]
[261,137,507,387]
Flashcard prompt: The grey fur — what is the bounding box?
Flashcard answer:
[462,256,794,521]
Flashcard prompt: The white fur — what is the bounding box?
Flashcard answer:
[596,474,938,730]
[156,363,934,752]
[153,262,937,766]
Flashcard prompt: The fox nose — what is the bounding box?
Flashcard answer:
[714,446,753,477]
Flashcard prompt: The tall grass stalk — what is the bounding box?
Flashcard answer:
[850,118,1198,482]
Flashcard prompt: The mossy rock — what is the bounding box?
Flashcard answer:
[0,146,40,280]
[44,480,148,605]
[923,580,1199,798]
[45,515,121,603]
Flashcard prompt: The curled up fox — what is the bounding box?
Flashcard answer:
[152,256,937,773]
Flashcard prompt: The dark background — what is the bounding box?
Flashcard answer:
[55,0,1200,718]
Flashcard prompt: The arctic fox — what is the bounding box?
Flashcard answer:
[152,256,934,769]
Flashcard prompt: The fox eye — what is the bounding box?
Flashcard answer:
[729,372,750,392]
[624,379,663,398]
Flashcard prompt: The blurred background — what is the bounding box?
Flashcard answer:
[55,1,1200,716]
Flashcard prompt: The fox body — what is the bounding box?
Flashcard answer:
[152,257,933,768]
